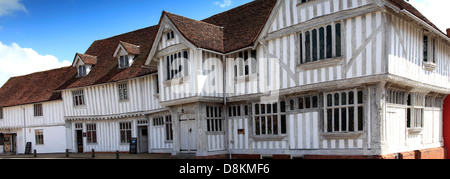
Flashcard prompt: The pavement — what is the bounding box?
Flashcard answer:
[0,152,172,159]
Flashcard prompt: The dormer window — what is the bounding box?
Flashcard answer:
[72,53,97,78]
[113,41,140,69]
[119,55,130,69]
[78,65,87,77]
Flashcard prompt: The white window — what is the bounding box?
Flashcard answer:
[34,104,43,117]
[423,35,436,64]
[299,23,342,64]
[234,50,258,77]
[206,106,224,132]
[72,89,85,106]
[78,65,87,77]
[254,101,287,136]
[86,124,97,144]
[119,55,130,69]
[167,31,175,40]
[0,107,3,120]
[407,93,425,129]
[118,83,128,101]
[165,116,173,141]
[165,50,189,80]
[35,129,44,145]
[120,122,132,144]
[324,89,364,133]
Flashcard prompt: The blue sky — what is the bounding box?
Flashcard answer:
[0,0,251,86]
[0,0,448,87]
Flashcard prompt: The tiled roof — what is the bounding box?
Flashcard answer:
[164,0,277,53]
[119,41,141,55]
[202,0,277,53]
[57,25,159,90]
[0,67,77,108]
[76,53,98,65]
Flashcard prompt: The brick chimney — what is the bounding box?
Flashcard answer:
[447,28,450,37]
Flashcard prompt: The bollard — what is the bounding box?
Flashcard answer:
[33,149,37,158]
[116,150,120,159]
[66,149,69,158]
[92,149,95,158]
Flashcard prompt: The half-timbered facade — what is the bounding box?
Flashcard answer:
[0,0,449,159]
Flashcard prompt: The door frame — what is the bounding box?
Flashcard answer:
[137,126,149,153]
[179,114,197,154]
[76,129,83,153]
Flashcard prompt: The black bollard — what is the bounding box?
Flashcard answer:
[116,150,120,159]
[92,149,95,158]
[66,149,69,157]
[33,149,37,158]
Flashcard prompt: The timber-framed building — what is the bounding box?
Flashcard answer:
[1,0,450,159]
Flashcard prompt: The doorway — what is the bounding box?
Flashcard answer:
[179,114,197,153]
[3,134,16,154]
[138,126,148,153]
[76,130,83,153]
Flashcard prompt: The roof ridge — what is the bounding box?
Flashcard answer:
[164,11,224,29]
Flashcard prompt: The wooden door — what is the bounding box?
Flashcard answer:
[179,116,197,153]
[138,126,149,153]
[76,130,83,153]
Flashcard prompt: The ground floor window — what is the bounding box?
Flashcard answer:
[86,123,97,144]
[324,89,364,133]
[206,106,224,132]
[35,130,44,145]
[120,122,132,144]
[253,101,287,136]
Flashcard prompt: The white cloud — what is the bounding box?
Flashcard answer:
[0,42,72,87]
[215,0,233,8]
[408,0,450,32]
[0,0,27,17]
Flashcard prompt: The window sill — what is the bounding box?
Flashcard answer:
[250,135,287,141]
[235,73,259,83]
[296,57,344,71]
[322,131,364,139]
[423,62,436,72]
[408,128,423,134]
[164,76,189,87]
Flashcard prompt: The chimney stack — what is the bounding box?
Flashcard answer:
[447,28,450,37]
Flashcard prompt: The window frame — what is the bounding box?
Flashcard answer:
[406,93,425,130]
[119,55,130,69]
[119,122,132,144]
[165,50,189,81]
[323,89,364,133]
[206,106,224,133]
[0,107,3,120]
[72,89,86,107]
[118,82,129,101]
[86,123,97,144]
[299,22,342,65]
[34,104,43,117]
[77,65,87,77]
[253,101,287,136]
[35,129,44,145]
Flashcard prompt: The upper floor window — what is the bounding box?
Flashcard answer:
[165,50,189,80]
[234,50,258,77]
[72,89,85,106]
[78,65,87,77]
[167,31,175,40]
[34,104,43,117]
[119,55,130,69]
[423,34,437,64]
[300,23,342,64]
[0,107,3,119]
[118,83,129,101]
